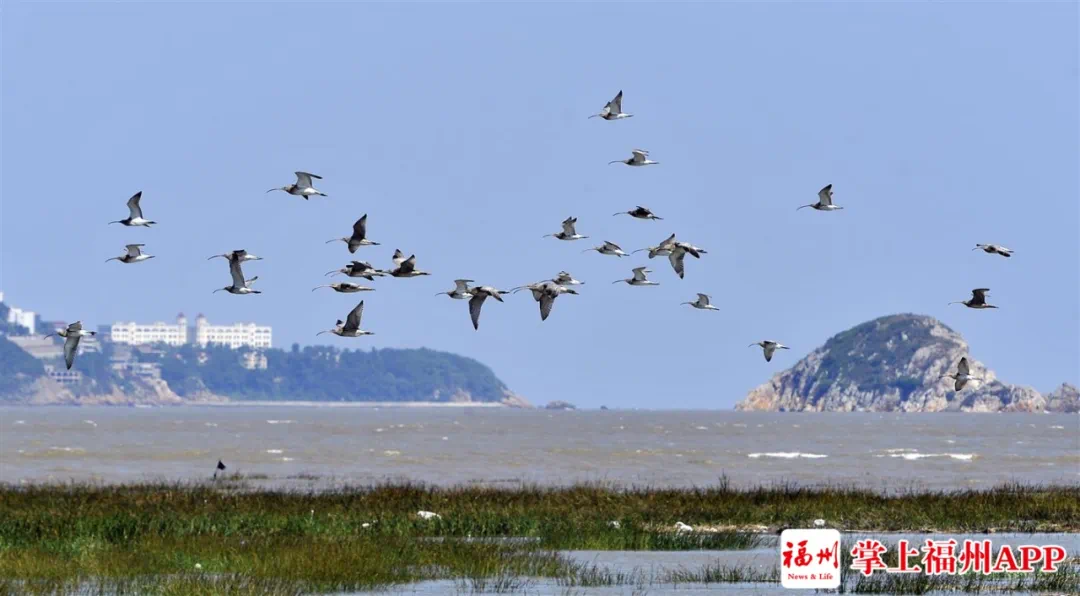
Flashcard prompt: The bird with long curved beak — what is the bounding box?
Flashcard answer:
[108,192,156,227]
[312,282,374,293]
[207,249,262,263]
[105,244,154,264]
[797,184,843,211]
[749,340,789,362]
[317,301,374,337]
[589,90,632,120]
[267,171,327,199]
[609,149,659,166]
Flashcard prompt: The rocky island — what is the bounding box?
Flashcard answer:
[737,314,1075,413]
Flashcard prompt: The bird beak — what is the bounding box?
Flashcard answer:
[316,331,327,336]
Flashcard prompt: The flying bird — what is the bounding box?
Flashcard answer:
[941,357,977,391]
[973,244,1013,258]
[632,233,678,258]
[589,90,632,120]
[468,286,509,330]
[949,288,997,309]
[214,259,261,295]
[551,271,584,286]
[613,206,662,221]
[213,460,226,480]
[105,244,154,264]
[583,241,629,257]
[108,192,156,227]
[436,279,475,300]
[267,172,327,200]
[511,281,578,322]
[749,340,790,362]
[312,282,374,293]
[207,249,262,263]
[683,293,719,311]
[609,149,659,167]
[797,184,843,211]
[316,300,374,337]
[387,251,431,278]
[613,266,659,286]
[325,261,386,281]
[45,321,96,370]
[543,217,588,241]
[326,214,379,253]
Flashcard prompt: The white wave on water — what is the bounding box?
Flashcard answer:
[266,420,295,425]
[383,450,401,456]
[83,420,97,427]
[883,448,919,453]
[266,449,284,454]
[204,422,218,427]
[279,457,294,462]
[748,452,828,459]
[13,420,25,425]
[49,446,85,453]
[694,426,708,430]
[889,452,975,461]
[1049,425,1065,430]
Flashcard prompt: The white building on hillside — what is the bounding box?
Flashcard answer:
[110,314,189,346]
[1,292,36,334]
[194,314,272,349]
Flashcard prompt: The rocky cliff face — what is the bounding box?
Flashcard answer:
[736,314,1050,413]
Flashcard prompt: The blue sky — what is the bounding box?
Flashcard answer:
[2,3,1076,408]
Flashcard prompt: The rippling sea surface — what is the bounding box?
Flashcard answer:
[1,406,1076,489]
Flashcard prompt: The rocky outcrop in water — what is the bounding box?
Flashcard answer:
[736,314,1049,413]
[1045,383,1079,413]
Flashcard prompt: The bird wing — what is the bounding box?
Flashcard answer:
[295,172,321,188]
[609,90,623,114]
[657,233,677,249]
[126,192,144,219]
[553,272,570,283]
[668,250,686,279]
[954,377,967,392]
[971,288,990,304]
[391,250,406,266]
[398,256,417,274]
[352,215,368,241]
[631,149,648,163]
[125,244,144,257]
[529,288,544,302]
[351,260,374,270]
[344,300,365,331]
[245,276,258,287]
[64,334,81,370]
[229,258,246,287]
[539,292,555,321]
[454,279,474,292]
[957,357,970,376]
[561,217,578,236]
[763,344,776,362]
[603,241,623,252]
[818,184,834,206]
[631,266,648,281]
[468,294,488,330]
[697,293,710,305]
[66,321,83,334]
[233,249,249,259]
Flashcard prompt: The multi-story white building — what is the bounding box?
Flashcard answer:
[194,314,272,349]
[1,292,37,335]
[110,314,189,346]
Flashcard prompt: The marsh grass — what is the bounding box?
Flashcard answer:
[1,480,1076,594]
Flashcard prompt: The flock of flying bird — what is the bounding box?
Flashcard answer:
[51,91,1013,388]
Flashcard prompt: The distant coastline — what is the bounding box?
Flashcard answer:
[193,400,510,408]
